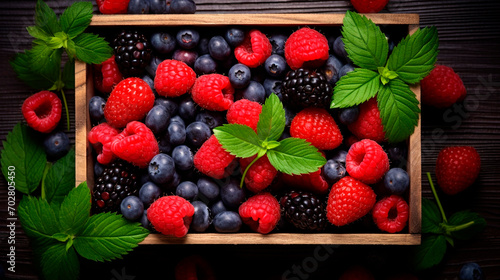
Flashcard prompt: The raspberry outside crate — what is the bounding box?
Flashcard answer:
[75,13,422,245]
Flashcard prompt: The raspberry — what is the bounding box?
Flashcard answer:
[154,59,196,98]
[21,91,62,133]
[234,29,272,68]
[372,195,409,233]
[327,176,376,226]
[96,0,129,14]
[284,27,329,70]
[111,121,159,168]
[147,195,195,237]
[290,107,343,150]
[350,0,390,13]
[104,77,155,128]
[226,99,262,132]
[239,192,281,234]
[93,55,123,94]
[347,98,386,143]
[436,146,481,195]
[346,139,389,185]
[191,74,235,111]
[280,168,329,195]
[239,155,277,193]
[88,123,120,165]
[175,255,216,280]
[193,135,236,179]
[421,65,467,108]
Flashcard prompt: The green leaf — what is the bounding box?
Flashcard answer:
[1,123,46,195]
[18,196,60,242]
[59,1,93,39]
[214,124,264,158]
[331,68,381,108]
[62,60,75,89]
[377,78,420,143]
[387,26,439,84]
[413,234,447,271]
[35,0,62,37]
[421,198,443,234]
[27,44,62,75]
[73,32,113,64]
[267,137,326,175]
[9,52,57,90]
[73,212,149,262]
[341,10,389,70]
[257,93,286,141]
[27,25,50,42]
[46,35,64,49]
[44,149,76,204]
[59,182,91,236]
[40,243,80,280]
[447,210,486,240]
[378,66,398,85]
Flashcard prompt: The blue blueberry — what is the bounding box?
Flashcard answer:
[158,133,172,154]
[338,63,355,78]
[167,121,186,146]
[178,96,198,122]
[195,110,226,130]
[330,149,348,165]
[338,106,359,125]
[155,97,178,116]
[43,131,70,160]
[209,36,231,61]
[269,33,287,56]
[141,74,155,93]
[213,211,242,233]
[176,29,200,49]
[94,162,105,177]
[149,153,176,184]
[322,159,346,183]
[383,168,410,195]
[145,105,170,135]
[140,209,151,229]
[284,107,296,127]
[165,171,181,190]
[263,78,283,99]
[139,182,161,206]
[191,201,211,232]
[197,37,210,55]
[239,81,266,103]
[228,63,251,89]
[322,54,344,85]
[120,196,144,221]
[264,54,287,78]
[386,143,408,168]
[146,55,163,77]
[172,49,198,68]
[197,176,220,203]
[170,0,196,14]
[332,36,349,62]
[220,178,246,209]
[176,181,198,201]
[459,262,484,280]
[169,115,185,126]
[210,200,227,217]
[194,54,218,75]
[128,0,150,14]
[186,121,212,148]
[148,0,167,13]
[150,32,176,54]
[89,96,105,122]
[172,145,194,171]
[225,27,246,47]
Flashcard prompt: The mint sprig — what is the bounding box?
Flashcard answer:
[331,11,438,143]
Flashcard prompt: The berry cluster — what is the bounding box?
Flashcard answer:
[97,0,196,15]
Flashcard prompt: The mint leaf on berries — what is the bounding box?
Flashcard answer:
[213,124,264,158]
[331,68,381,108]
[267,137,326,175]
[257,93,286,141]
[73,32,114,64]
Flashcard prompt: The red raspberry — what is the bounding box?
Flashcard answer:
[284,27,329,70]
[175,255,216,280]
[147,195,195,238]
[327,176,376,226]
[234,29,272,68]
[239,155,277,193]
[96,0,129,14]
[350,0,389,13]
[193,135,236,179]
[339,265,375,280]
[191,74,235,111]
[421,65,467,108]
[88,123,120,165]
[347,98,386,143]
[346,139,389,185]
[154,59,196,98]
[239,192,281,234]
[93,55,123,94]
[21,91,62,134]
[372,195,409,233]
[226,99,262,132]
[436,146,481,195]
[104,77,155,128]
[290,107,343,150]
[110,121,159,168]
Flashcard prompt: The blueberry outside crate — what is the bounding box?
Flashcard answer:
[75,13,422,245]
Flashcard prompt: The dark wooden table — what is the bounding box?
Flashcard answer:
[1,0,499,279]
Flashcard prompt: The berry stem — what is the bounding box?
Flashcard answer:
[427,172,447,223]
[59,88,70,131]
[40,162,53,200]
[239,152,265,188]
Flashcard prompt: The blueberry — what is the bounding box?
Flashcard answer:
[220,178,246,209]
[383,168,410,195]
[146,55,163,77]
[139,181,161,206]
[158,133,172,154]
[176,29,200,49]
[263,78,283,99]
[172,49,198,68]
[167,121,186,146]
[225,27,246,47]
[128,0,150,14]
[155,97,179,116]
[191,201,211,232]
[338,63,355,78]
[176,181,198,201]
[322,159,346,183]
[386,143,408,168]
[149,153,176,184]
[140,209,151,229]
[333,36,349,62]
[186,121,212,148]
[228,63,251,89]
[141,74,155,93]
[322,54,344,85]
[170,0,196,14]
[264,54,287,78]
[145,105,171,135]
[169,115,185,126]
[165,171,181,190]
[338,106,359,125]
[197,37,210,55]
[195,110,226,130]
[43,131,70,160]
[150,32,176,54]
[197,176,220,203]
[94,162,105,177]
[284,107,296,127]
[148,0,167,13]
[210,200,227,217]
[89,96,105,122]
[213,211,242,233]
[120,196,144,221]
[239,81,266,103]
[208,36,231,61]
[269,33,287,56]
[459,262,484,280]
[330,149,348,164]
[178,96,198,122]
[172,145,194,171]
[194,54,218,75]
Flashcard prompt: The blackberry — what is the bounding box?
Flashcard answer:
[113,30,152,77]
[281,68,333,109]
[92,160,141,214]
[280,190,327,231]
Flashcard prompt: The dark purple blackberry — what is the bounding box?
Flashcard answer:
[113,30,152,77]
[280,190,327,231]
[281,68,333,109]
[92,160,140,214]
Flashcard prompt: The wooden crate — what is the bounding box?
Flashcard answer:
[75,13,421,245]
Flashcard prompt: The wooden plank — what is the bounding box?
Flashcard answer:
[75,60,87,187]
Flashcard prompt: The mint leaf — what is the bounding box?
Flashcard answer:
[377,78,420,143]
[267,137,326,175]
[27,44,62,74]
[59,182,91,236]
[18,196,60,242]
[9,52,55,90]
[341,10,389,70]
[387,26,439,84]
[73,33,113,64]
[59,1,93,39]
[413,234,447,271]
[331,68,381,108]
[44,149,76,204]
[73,212,149,262]
[422,198,443,234]
[40,243,80,280]
[35,0,62,37]
[62,60,75,89]
[27,25,51,42]
[1,123,46,194]
[257,93,286,141]
[447,210,486,240]
[214,124,264,158]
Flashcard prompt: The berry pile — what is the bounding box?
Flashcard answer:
[97,0,197,15]
[88,25,414,236]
